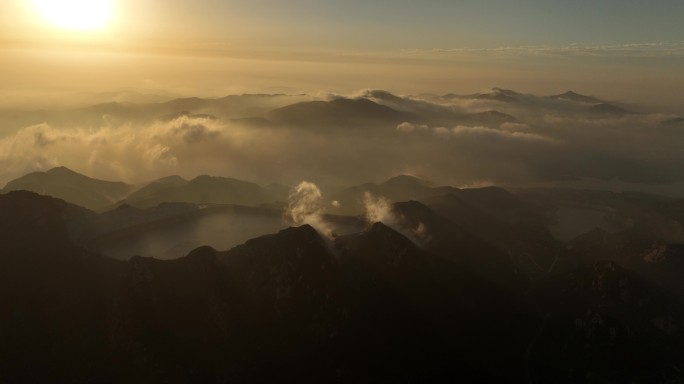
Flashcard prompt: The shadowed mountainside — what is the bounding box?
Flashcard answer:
[0,191,537,383]
[118,174,287,209]
[2,185,684,382]
[1,167,134,211]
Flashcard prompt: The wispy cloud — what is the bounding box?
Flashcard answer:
[400,41,684,59]
[1,91,683,189]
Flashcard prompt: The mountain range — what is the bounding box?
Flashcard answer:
[2,82,684,382]
[2,161,684,381]
[1,166,134,210]
[1,88,655,134]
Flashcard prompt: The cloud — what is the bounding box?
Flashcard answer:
[399,122,554,143]
[363,192,396,227]
[169,116,221,143]
[500,122,531,131]
[396,122,429,132]
[0,90,683,190]
[0,116,222,185]
[362,192,430,245]
[285,181,335,238]
[31,124,69,147]
[448,125,554,142]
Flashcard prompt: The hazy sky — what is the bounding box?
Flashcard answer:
[0,0,683,110]
[5,1,683,47]
[0,1,683,189]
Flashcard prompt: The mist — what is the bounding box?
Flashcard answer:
[1,88,683,195]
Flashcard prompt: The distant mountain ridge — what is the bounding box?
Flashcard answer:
[0,190,537,382]
[268,97,415,127]
[2,180,684,381]
[1,167,290,211]
[119,174,287,209]
[1,167,134,211]
[547,90,603,104]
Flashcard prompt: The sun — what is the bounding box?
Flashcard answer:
[31,0,114,32]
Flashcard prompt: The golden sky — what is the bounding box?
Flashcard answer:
[0,0,682,112]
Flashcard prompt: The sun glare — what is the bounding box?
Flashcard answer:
[31,0,114,32]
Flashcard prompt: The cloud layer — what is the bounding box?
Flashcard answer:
[0,90,683,192]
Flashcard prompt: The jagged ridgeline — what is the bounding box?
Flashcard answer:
[4,0,684,380]
[2,162,684,382]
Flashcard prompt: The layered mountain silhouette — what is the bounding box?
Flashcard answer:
[0,191,539,382]
[1,168,290,211]
[1,90,532,135]
[329,176,562,279]
[547,90,603,104]
[1,88,655,142]
[1,166,134,210]
[3,85,684,381]
[329,174,455,214]
[119,174,287,209]
[444,88,521,103]
[268,97,415,127]
[2,170,684,382]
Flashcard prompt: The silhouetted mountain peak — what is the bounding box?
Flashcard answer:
[269,97,412,126]
[47,166,79,176]
[367,221,400,236]
[184,245,220,263]
[472,88,519,102]
[118,173,278,209]
[151,175,187,185]
[338,221,421,263]
[40,166,110,183]
[491,88,520,95]
[224,224,324,260]
[477,110,517,120]
[330,97,387,109]
[458,110,519,126]
[382,174,433,189]
[274,224,321,242]
[360,89,404,103]
[190,174,230,185]
[184,175,261,191]
[548,91,602,104]
[2,167,134,211]
[392,200,444,225]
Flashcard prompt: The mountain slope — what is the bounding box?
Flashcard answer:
[119,174,285,208]
[1,189,682,382]
[0,191,124,382]
[1,167,134,211]
[269,97,414,127]
[547,91,603,104]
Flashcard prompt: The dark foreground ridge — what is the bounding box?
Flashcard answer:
[1,191,684,383]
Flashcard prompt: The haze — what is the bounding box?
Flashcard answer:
[4,2,684,382]
[1,0,683,195]
[1,1,683,112]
